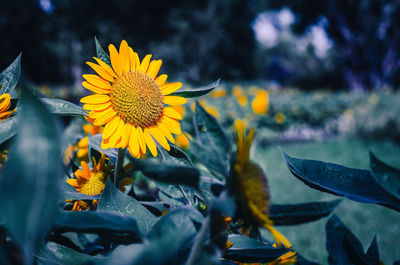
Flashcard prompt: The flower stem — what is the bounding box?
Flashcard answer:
[114,148,126,188]
[185,215,211,265]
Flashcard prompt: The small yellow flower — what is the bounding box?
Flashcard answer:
[232,85,243,97]
[237,95,248,107]
[209,87,226,98]
[251,90,269,115]
[175,133,190,149]
[275,112,286,124]
[82,40,187,158]
[0,93,16,122]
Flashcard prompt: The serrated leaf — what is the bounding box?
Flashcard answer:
[41,98,88,117]
[224,234,289,263]
[95,37,111,66]
[53,211,141,244]
[269,199,341,226]
[170,79,220,98]
[0,115,18,145]
[98,179,158,235]
[36,242,106,265]
[370,152,400,201]
[0,53,21,94]
[0,84,60,264]
[88,134,118,163]
[130,158,200,189]
[282,152,400,212]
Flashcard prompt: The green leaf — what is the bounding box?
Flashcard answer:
[269,199,341,226]
[98,179,158,235]
[0,115,18,145]
[36,242,106,265]
[170,79,220,98]
[130,158,200,189]
[224,234,289,263]
[53,211,141,244]
[41,98,88,117]
[95,37,111,66]
[282,152,400,212]
[0,83,60,264]
[156,142,194,167]
[326,214,378,265]
[370,151,400,201]
[0,53,21,94]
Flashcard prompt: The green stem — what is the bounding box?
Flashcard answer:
[114,148,126,188]
[185,215,211,265]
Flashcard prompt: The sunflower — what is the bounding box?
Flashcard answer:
[0,93,16,122]
[81,40,187,158]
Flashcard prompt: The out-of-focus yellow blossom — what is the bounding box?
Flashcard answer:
[249,85,260,95]
[83,124,103,136]
[237,95,248,107]
[171,105,185,116]
[210,87,227,98]
[251,90,269,115]
[76,137,90,162]
[0,150,8,169]
[191,100,219,118]
[0,93,17,122]
[275,112,286,124]
[175,133,191,149]
[232,85,243,98]
[39,85,52,97]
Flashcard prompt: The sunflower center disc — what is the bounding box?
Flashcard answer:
[111,70,164,127]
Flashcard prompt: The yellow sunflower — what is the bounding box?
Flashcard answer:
[0,93,16,122]
[81,40,187,158]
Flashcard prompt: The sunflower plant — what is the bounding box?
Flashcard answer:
[0,39,399,265]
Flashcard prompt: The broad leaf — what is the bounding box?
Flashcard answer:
[95,37,111,66]
[60,182,101,201]
[53,211,141,244]
[0,115,18,145]
[170,79,220,98]
[0,53,21,94]
[36,242,106,265]
[282,152,400,212]
[269,199,341,226]
[98,179,158,235]
[370,152,400,201]
[41,98,88,117]
[88,134,118,163]
[224,234,289,263]
[0,84,60,264]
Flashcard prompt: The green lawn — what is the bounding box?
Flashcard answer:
[253,137,400,264]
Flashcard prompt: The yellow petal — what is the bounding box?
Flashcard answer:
[164,96,187,105]
[147,60,162,79]
[136,127,146,154]
[144,128,157,157]
[120,123,132,149]
[0,110,13,122]
[93,57,118,78]
[0,93,11,112]
[155,74,168,86]
[133,52,140,70]
[102,116,120,139]
[161,82,182,95]
[162,117,181,134]
[128,127,140,157]
[164,107,182,120]
[157,123,175,144]
[109,44,123,76]
[139,54,152,73]
[128,47,136,71]
[82,74,112,90]
[82,81,110,94]
[93,108,117,126]
[80,94,111,104]
[83,102,111,111]
[119,40,130,73]
[86,62,114,82]
[150,127,170,151]
[81,161,91,178]
[108,118,124,146]
[89,110,104,119]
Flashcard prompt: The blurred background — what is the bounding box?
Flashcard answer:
[1,0,400,263]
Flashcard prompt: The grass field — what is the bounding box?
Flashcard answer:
[253,137,400,264]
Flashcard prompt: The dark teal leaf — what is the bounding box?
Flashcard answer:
[296,255,320,265]
[41,98,88,117]
[53,211,141,244]
[156,142,193,167]
[98,179,158,235]
[0,115,18,145]
[88,134,118,163]
[269,199,341,226]
[95,37,111,66]
[282,152,400,212]
[60,182,101,201]
[36,242,106,265]
[130,157,200,189]
[0,84,60,264]
[191,140,228,176]
[370,152,400,201]
[326,214,377,265]
[170,79,220,98]
[224,234,289,263]
[0,53,21,94]
[366,236,379,264]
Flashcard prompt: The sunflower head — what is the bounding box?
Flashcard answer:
[81,40,187,158]
[0,93,17,122]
